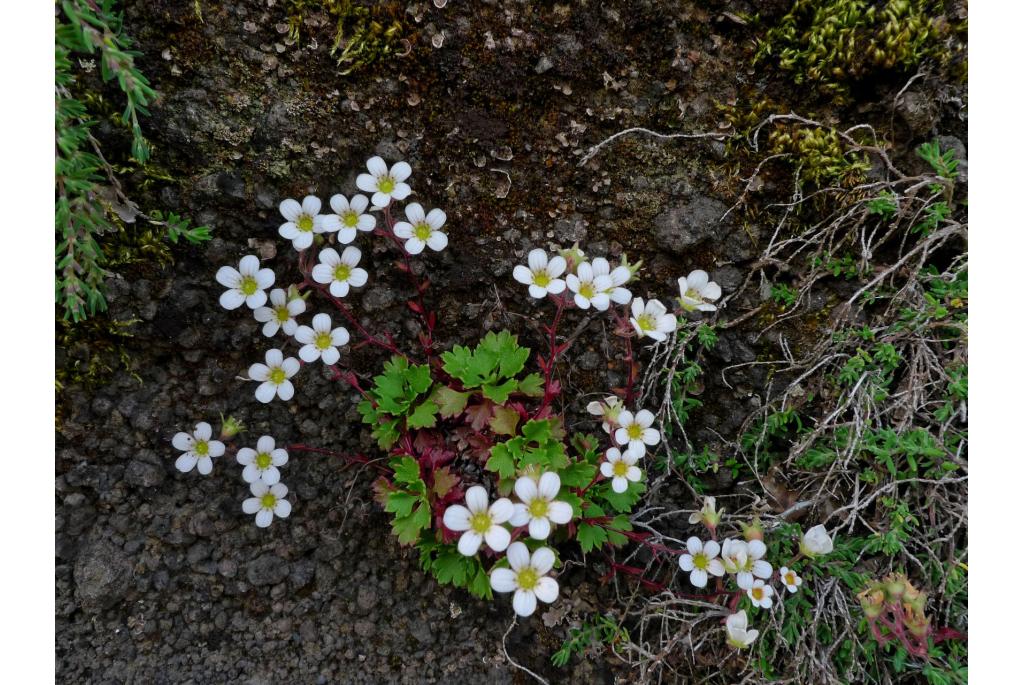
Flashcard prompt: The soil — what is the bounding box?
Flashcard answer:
[56,1,967,682]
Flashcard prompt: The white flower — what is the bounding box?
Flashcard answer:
[747,579,774,609]
[780,566,803,593]
[586,395,624,434]
[725,610,759,649]
[591,257,632,305]
[678,270,722,312]
[356,156,412,208]
[800,524,834,557]
[248,348,300,403]
[279,196,337,250]
[613,409,660,458]
[509,472,574,540]
[678,537,725,588]
[294,313,350,365]
[512,249,568,299]
[172,421,225,475]
[393,202,448,254]
[312,246,368,297]
[566,261,613,310]
[629,297,677,342]
[442,485,514,556]
[236,435,289,485]
[721,539,773,590]
[599,447,642,493]
[215,255,275,310]
[329,193,376,244]
[489,542,559,617]
[242,481,292,528]
[688,496,723,528]
[253,288,305,337]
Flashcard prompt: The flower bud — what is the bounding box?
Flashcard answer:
[219,414,244,440]
[619,254,643,277]
[688,496,722,530]
[559,243,587,273]
[741,518,764,542]
[858,587,885,618]
[799,524,834,558]
[904,610,930,638]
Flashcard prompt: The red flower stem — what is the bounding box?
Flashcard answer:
[381,203,436,357]
[537,295,568,415]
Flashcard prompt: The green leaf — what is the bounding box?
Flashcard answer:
[432,386,470,418]
[371,418,401,450]
[558,461,597,488]
[407,400,439,429]
[577,523,608,553]
[482,378,519,404]
[392,501,431,544]
[486,442,517,479]
[489,406,521,436]
[390,456,422,485]
[522,418,553,444]
[598,480,646,513]
[385,490,417,518]
[468,564,493,599]
[517,372,545,397]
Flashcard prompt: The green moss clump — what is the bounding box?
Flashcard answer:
[768,126,871,188]
[755,0,949,104]
[285,0,407,75]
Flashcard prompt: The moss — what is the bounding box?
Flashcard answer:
[56,315,141,395]
[754,0,952,104]
[284,0,408,75]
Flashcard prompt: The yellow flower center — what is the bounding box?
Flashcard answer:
[685,287,700,300]
[260,493,277,509]
[785,572,796,585]
[612,461,629,478]
[297,214,314,232]
[256,452,272,470]
[315,332,333,350]
[693,553,709,570]
[333,264,352,282]
[269,367,286,385]
[533,271,551,287]
[578,282,596,299]
[469,511,492,534]
[637,314,656,332]
[627,424,643,440]
[528,499,550,518]
[377,177,395,194]
[195,440,209,456]
[240,276,258,296]
[752,587,764,601]
[516,567,539,591]
[275,305,291,323]
[343,211,359,227]
[414,222,432,240]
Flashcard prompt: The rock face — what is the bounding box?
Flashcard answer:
[74,540,132,612]
[654,196,732,254]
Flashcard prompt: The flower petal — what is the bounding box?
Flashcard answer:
[512,589,537,617]
[279,198,302,221]
[531,547,556,574]
[172,432,194,451]
[528,517,551,540]
[489,497,514,524]
[390,161,412,182]
[444,504,472,531]
[175,454,198,473]
[506,541,530,571]
[457,531,483,556]
[547,501,572,524]
[490,568,517,593]
[484,525,511,552]
[534,577,559,604]
[215,266,240,288]
[538,472,561,499]
[255,509,274,528]
[219,289,246,310]
[465,485,489,513]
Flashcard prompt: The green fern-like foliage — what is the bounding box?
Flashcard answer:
[55,1,210,322]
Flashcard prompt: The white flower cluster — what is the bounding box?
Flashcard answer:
[673,503,836,650]
[171,426,293,528]
[512,248,724,344]
[586,398,661,493]
[213,156,446,404]
[442,473,574,617]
